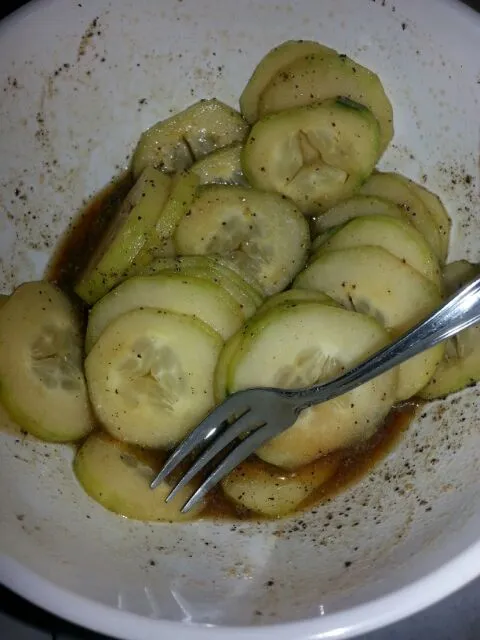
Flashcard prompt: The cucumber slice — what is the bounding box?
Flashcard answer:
[0,282,93,442]
[214,292,337,403]
[132,99,249,177]
[214,331,244,403]
[155,171,200,242]
[419,325,480,399]
[404,179,451,262]
[228,302,396,469]
[132,171,200,270]
[310,227,343,255]
[74,167,172,304]
[75,432,203,521]
[359,172,444,261]
[443,260,479,295]
[419,261,480,399]
[85,308,223,448]
[191,143,245,185]
[135,256,181,276]
[221,455,340,517]
[86,273,243,351]
[258,51,394,155]
[313,195,409,234]
[257,289,338,314]
[318,215,442,289]
[242,99,380,214]
[174,185,310,295]
[294,246,444,400]
[240,40,336,123]
[136,255,262,319]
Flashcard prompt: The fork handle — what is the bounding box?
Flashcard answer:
[293,275,480,411]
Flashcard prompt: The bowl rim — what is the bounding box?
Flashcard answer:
[0,0,479,638]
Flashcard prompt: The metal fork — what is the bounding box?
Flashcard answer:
[151,274,480,512]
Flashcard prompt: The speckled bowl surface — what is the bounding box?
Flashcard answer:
[0,1,479,638]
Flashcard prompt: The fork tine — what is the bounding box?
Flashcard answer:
[165,409,262,503]
[180,424,278,513]
[150,392,249,490]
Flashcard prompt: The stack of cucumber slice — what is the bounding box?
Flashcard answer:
[75,167,173,304]
[1,39,478,522]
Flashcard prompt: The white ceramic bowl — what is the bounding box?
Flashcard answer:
[0,1,479,638]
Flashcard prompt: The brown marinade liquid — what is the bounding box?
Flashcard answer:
[48,172,134,292]
[43,177,420,521]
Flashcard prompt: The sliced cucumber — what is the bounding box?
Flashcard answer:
[216,298,307,404]
[137,255,263,319]
[214,292,337,403]
[221,455,340,517]
[74,167,172,304]
[135,256,182,276]
[405,179,451,262]
[75,432,203,521]
[86,273,244,351]
[227,302,396,469]
[132,99,249,177]
[258,50,394,155]
[318,215,442,289]
[313,195,409,235]
[295,246,444,400]
[419,261,480,399]
[174,185,310,295]
[214,331,244,403]
[240,40,336,123]
[85,308,223,448]
[257,289,338,314]
[0,282,93,442]
[310,226,343,256]
[191,143,245,185]
[443,260,479,295]
[132,171,200,270]
[242,99,380,214]
[359,172,444,261]
[419,325,480,399]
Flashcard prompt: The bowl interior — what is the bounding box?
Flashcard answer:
[0,1,479,638]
